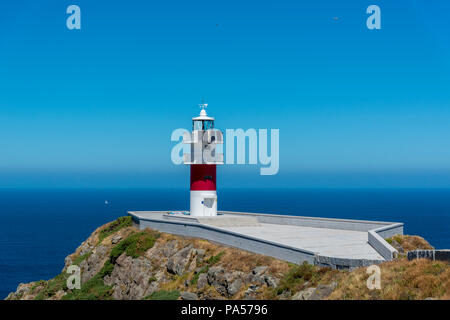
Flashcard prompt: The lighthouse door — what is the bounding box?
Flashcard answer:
[202,196,217,216]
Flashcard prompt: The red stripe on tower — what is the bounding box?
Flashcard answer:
[190,164,216,191]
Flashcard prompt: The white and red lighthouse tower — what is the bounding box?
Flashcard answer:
[183,104,223,216]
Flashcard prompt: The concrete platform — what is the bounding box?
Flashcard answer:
[128,210,403,269]
[223,223,383,260]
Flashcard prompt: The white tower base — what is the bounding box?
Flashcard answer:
[190,190,217,217]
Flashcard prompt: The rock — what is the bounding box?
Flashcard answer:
[48,290,66,300]
[6,283,31,300]
[187,256,197,272]
[111,234,122,244]
[79,242,94,256]
[194,267,202,274]
[263,275,279,288]
[291,287,315,300]
[166,245,194,276]
[425,297,437,300]
[390,239,404,253]
[79,245,109,283]
[245,267,271,286]
[244,287,256,300]
[207,267,228,295]
[16,283,31,296]
[64,256,73,269]
[195,249,206,262]
[181,292,198,300]
[197,273,208,290]
[278,291,291,300]
[207,267,245,297]
[308,282,337,300]
[207,267,237,296]
[5,292,14,300]
[252,266,268,275]
[162,240,179,257]
[104,253,156,300]
[227,278,242,296]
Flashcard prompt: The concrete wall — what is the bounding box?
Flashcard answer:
[367,224,403,260]
[314,255,383,270]
[130,211,404,269]
[219,211,401,232]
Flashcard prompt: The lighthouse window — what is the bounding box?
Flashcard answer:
[203,120,214,130]
[204,175,213,180]
[193,121,202,130]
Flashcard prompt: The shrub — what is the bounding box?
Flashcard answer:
[98,216,133,243]
[62,274,113,300]
[72,251,92,265]
[275,262,325,295]
[207,251,225,265]
[33,272,69,300]
[110,230,160,262]
[190,251,225,285]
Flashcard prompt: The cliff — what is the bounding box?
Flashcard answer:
[6,216,450,300]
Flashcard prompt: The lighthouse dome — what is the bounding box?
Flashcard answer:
[192,109,214,121]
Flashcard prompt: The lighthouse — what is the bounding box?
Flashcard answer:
[183,104,223,216]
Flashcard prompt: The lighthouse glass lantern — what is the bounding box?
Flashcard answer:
[183,104,223,216]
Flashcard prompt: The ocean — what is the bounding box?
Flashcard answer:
[0,188,449,299]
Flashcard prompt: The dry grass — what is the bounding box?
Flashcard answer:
[155,233,290,275]
[129,229,449,300]
[52,220,450,301]
[217,247,290,274]
[328,258,450,300]
[387,235,434,252]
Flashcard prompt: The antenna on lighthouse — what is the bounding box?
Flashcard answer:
[198,100,208,116]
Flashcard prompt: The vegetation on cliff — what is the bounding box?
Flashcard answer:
[5,216,449,300]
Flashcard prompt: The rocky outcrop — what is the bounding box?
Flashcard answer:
[166,245,196,276]
[104,254,159,300]
[79,245,109,283]
[5,216,341,301]
[6,219,447,300]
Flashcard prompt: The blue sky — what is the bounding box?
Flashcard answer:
[1,1,450,188]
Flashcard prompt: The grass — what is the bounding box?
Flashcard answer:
[34,272,70,300]
[190,266,209,285]
[98,216,133,244]
[63,273,113,300]
[110,229,160,261]
[207,251,225,264]
[386,235,433,252]
[190,251,225,286]
[31,280,47,292]
[56,228,160,300]
[273,262,335,297]
[209,246,290,274]
[328,258,450,300]
[72,251,92,265]
[143,290,180,300]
